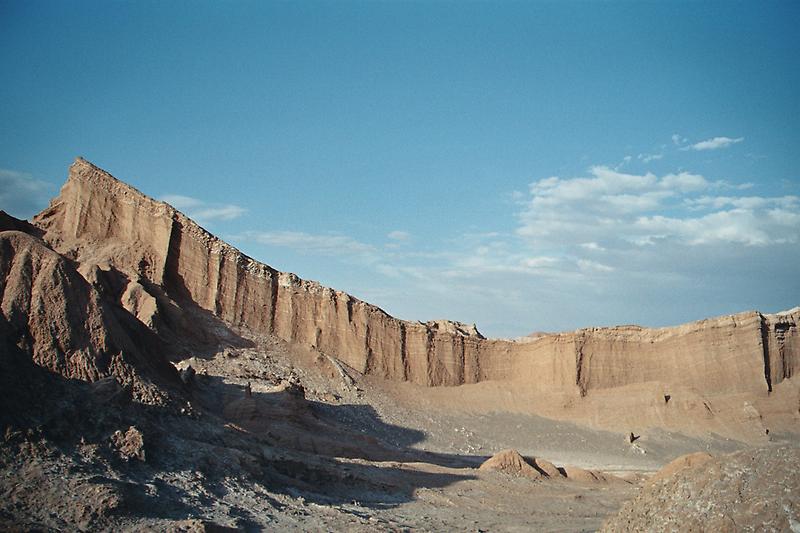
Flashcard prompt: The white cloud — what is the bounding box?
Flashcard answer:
[659,172,709,192]
[687,136,744,151]
[518,165,799,248]
[684,195,798,211]
[388,230,411,241]
[637,153,663,163]
[671,134,687,145]
[238,230,376,257]
[519,166,672,243]
[440,254,564,279]
[468,162,799,333]
[577,259,614,273]
[161,194,246,222]
[218,158,796,338]
[635,210,778,246]
[521,256,560,269]
[160,194,202,209]
[0,168,55,219]
[191,205,247,221]
[615,155,633,170]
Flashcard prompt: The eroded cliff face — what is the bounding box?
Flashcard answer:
[0,223,178,404]
[32,158,800,401]
[762,309,800,389]
[35,158,493,387]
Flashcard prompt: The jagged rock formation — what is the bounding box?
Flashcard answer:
[32,159,800,400]
[0,222,178,405]
[34,158,494,386]
[602,446,800,532]
[9,157,796,441]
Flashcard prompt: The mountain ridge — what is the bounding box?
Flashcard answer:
[1,157,791,441]
[31,158,798,393]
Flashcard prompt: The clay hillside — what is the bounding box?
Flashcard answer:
[1,158,798,531]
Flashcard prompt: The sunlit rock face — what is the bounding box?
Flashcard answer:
[27,158,800,435]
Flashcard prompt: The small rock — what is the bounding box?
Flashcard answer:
[280,380,305,399]
[180,365,196,385]
[90,376,132,405]
[111,426,145,461]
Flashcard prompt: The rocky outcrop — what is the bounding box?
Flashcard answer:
[32,158,800,402]
[0,223,178,404]
[479,449,621,483]
[110,426,146,461]
[35,158,491,386]
[761,307,800,391]
[648,452,713,483]
[479,449,546,479]
[602,446,800,532]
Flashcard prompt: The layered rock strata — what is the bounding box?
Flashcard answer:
[32,158,800,400]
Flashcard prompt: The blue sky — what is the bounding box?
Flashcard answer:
[1,1,798,337]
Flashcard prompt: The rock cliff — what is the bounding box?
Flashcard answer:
[0,221,178,404]
[31,158,800,405]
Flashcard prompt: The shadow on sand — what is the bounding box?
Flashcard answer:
[189,374,482,508]
[0,341,481,528]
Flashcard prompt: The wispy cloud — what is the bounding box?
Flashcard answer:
[0,168,55,219]
[577,259,614,273]
[237,230,377,258]
[387,230,411,241]
[637,152,663,163]
[517,165,796,248]
[671,134,687,146]
[235,163,797,307]
[161,194,246,222]
[222,157,797,337]
[686,136,744,151]
[634,206,799,246]
[580,242,605,251]
[684,195,796,211]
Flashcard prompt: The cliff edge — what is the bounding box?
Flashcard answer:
[30,158,800,413]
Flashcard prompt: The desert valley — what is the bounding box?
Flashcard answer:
[0,158,797,531]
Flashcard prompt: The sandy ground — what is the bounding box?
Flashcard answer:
[2,327,793,531]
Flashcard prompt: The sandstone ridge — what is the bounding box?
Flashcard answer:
[32,158,800,404]
[0,224,178,405]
